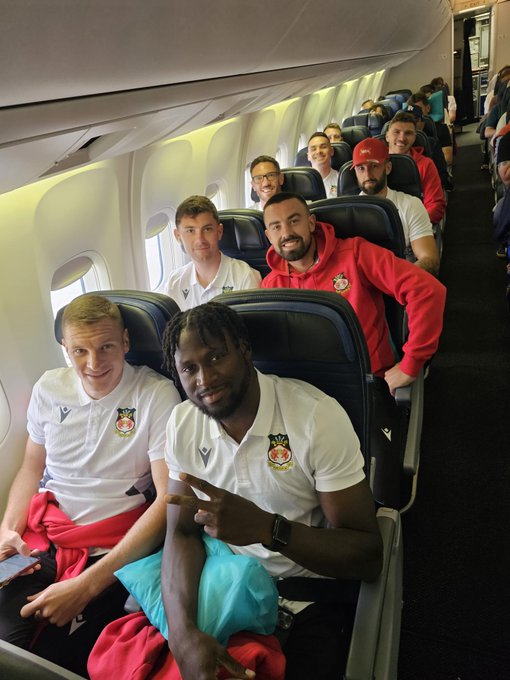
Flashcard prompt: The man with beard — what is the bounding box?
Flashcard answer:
[249,155,284,209]
[352,137,439,275]
[261,192,446,507]
[160,302,383,680]
[385,112,445,225]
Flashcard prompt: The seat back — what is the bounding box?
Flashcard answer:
[341,125,370,151]
[385,89,412,100]
[294,141,352,171]
[215,288,372,467]
[385,93,407,106]
[377,98,401,117]
[309,196,407,354]
[342,113,369,128]
[367,113,384,137]
[217,209,270,276]
[387,154,423,198]
[54,290,180,378]
[282,167,326,200]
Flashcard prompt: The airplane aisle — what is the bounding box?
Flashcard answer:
[398,125,510,679]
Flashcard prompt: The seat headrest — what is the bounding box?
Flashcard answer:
[217,209,270,276]
[340,126,370,151]
[309,195,406,257]
[387,154,423,198]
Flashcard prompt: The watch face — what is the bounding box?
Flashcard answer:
[273,515,292,547]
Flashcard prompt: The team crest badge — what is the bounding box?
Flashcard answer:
[332,272,351,295]
[267,433,293,471]
[115,408,136,437]
[222,286,234,294]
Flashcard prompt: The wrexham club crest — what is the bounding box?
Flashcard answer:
[267,433,293,471]
[332,272,351,294]
[115,407,136,437]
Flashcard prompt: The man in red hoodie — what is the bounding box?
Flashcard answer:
[385,111,446,225]
[261,192,446,506]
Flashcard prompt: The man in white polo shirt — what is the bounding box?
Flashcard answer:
[0,293,181,674]
[307,132,338,198]
[352,137,440,275]
[160,302,382,680]
[163,195,261,309]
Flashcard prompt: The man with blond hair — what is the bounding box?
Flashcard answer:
[0,293,181,674]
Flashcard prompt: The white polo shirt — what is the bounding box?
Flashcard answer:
[28,363,181,525]
[163,253,261,310]
[165,370,365,578]
[322,168,339,198]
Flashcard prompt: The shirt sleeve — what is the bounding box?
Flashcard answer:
[26,379,45,445]
[406,196,434,242]
[147,378,182,462]
[421,159,446,224]
[354,238,446,377]
[309,394,366,493]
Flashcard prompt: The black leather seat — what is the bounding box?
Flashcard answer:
[309,197,424,511]
[215,288,402,678]
[340,125,370,151]
[217,209,270,277]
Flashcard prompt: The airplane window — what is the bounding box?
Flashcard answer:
[0,381,11,446]
[50,256,100,317]
[146,212,171,291]
[205,182,226,210]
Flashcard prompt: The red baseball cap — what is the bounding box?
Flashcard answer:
[352,137,389,167]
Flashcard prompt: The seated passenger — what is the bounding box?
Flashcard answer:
[386,112,446,224]
[407,92,453,169]
[494,132,510,260]
[163,195,261,310]
[359,98,375,111]
[161,302,383,679]
[307,132,338,198]
[353,137,439,275]
[0,294,181,674]
[261,192,446,506]
[249,155,284,209]
[323,122,343,143]
[484,68,510,141]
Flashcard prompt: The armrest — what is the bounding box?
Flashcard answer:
[401,369,424,476]
[345,508,403,680]
[0,640,85,679]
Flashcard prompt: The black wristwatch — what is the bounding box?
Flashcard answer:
[263,514,292,552]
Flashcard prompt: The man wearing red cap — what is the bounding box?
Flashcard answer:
[385,112,446,224]
[352,137,440,275]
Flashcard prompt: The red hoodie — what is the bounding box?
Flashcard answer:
[409,146,446,224]
[262,221,446,377]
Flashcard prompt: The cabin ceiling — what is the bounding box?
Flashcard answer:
[0,0,452,194]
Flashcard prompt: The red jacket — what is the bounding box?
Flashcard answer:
[88,611,285,680]
[262,222,446,377]
[409,146,446,224]
[23,491,148,581]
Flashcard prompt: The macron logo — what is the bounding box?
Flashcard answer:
[198,446,212,467]
[182,289,190,299]
[69,614,86,635]
[59,407,71,423]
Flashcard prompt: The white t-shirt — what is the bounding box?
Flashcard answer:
[162,253,261,310]
[28,363,181,525]
[322,168,339,198]
[165,370,365,578]
[361,187,433,258]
